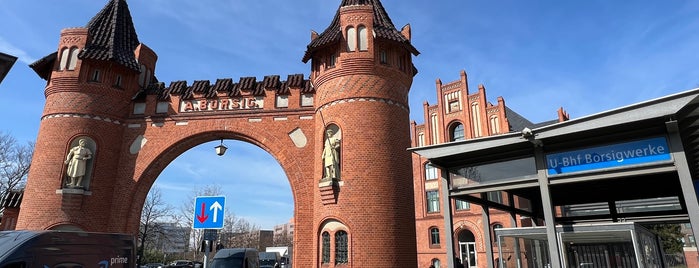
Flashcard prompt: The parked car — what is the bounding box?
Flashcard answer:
[142,263,165,268]
[168,260,194,268]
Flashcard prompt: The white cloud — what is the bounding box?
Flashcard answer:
[0,37,37,64]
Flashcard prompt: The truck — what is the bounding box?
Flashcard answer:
[0,230,136,268]
[264,247,291,268]
[258,252,280,268]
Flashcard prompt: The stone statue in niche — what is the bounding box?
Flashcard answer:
[322,128,341,181]
[64,138,92,188]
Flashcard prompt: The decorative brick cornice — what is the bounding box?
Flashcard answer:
[42,113,124,125]
[318,97,408,112]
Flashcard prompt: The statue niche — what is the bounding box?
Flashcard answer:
[63,137,96,189]
[322,124,341,181]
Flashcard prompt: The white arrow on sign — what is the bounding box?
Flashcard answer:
[210,201,223,223]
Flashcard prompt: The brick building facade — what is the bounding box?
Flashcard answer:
[410,70,568,267]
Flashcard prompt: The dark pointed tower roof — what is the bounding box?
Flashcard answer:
[78,0,141,71]
[302,0,419,62]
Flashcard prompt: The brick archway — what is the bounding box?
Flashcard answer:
[18,0,421,267]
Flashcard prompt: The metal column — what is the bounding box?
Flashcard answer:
[534,146,562,268]
[667,121,699,251]
[481,193,495,268]
[440,166,456,268]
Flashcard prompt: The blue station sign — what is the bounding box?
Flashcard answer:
[546,137,672,175]
[193,196,226,229]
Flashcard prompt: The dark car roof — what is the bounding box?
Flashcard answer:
[213,248,257,258]
[0,230,134,262]
[0,230,39,259]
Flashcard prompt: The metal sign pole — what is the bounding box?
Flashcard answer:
[203,239,210,268]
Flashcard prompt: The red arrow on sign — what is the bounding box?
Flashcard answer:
[196,202,209,223]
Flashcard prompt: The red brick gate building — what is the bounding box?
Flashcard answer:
[18,0,419,267]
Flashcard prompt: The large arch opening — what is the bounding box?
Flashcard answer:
[135,134,296,263]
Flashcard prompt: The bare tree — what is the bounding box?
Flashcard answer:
[273,230,293,248]
[138,187,174,265]
[220,215,261,250]
[0,131,33,196]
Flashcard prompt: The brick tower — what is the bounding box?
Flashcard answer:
[18,0,156,231]
[303,0,420,267]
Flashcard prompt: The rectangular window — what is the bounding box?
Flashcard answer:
[425,163,438,180]
[301,94,314,107]
[114,75,122,88]
[487,191,503,204]
[133,103,146,115]
[91,69,101,82]
[276,95,289,108]
[156,102,169,114]
[449,101,460,113]
[380,50,387,64]
[328,53,337,68]
[427,191,440,213]
[455,200,470,210]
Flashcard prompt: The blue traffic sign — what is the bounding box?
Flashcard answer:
[193,196,226,229]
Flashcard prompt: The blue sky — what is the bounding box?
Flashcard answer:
[1,0,698,229]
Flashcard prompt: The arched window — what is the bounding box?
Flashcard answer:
[489,115,500,134]
[358,25,368,51]
[59,48,69,70]
[68,47,79,70]
[430,113,439,144]
[346,26,357,52]
[321,231,330,263]
[471,102,481,137]
[430,227,440,245]
[451,123,464,141]
[335,230,348,264]
[432,258,441,268]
